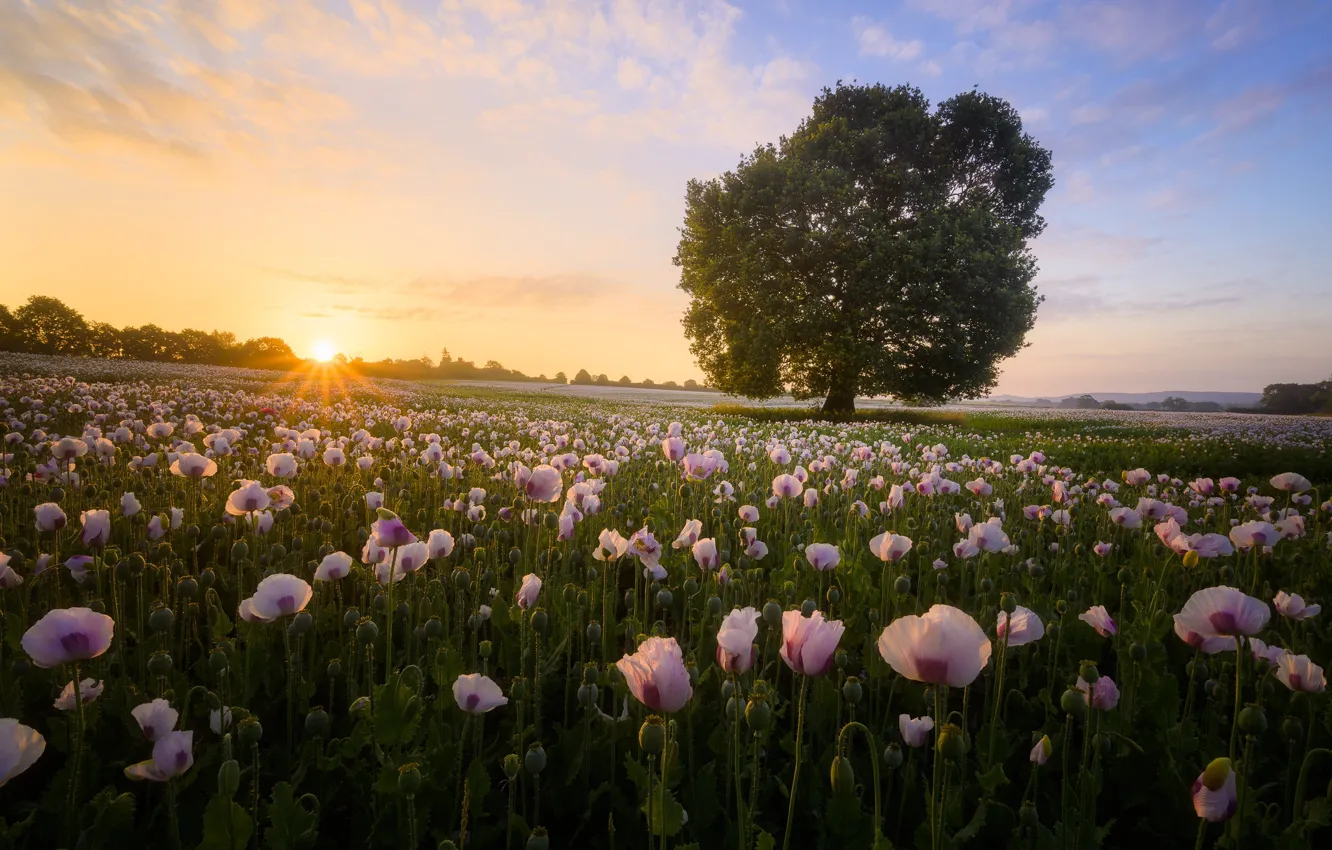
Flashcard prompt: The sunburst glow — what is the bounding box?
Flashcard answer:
[312,341,337,363]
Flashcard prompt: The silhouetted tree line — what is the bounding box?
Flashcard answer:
[0,296,301,370]
[1259,380,1332,415]
[0,297,712,389]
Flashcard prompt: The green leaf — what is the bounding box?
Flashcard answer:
[262,782,319,850]
[75,789,135,850]
[198,795,253,850]
[372,672,422,747]
[466,757,491,817]
[756,828,776,850]
[976,764,1009,797]
[641,786,686,837]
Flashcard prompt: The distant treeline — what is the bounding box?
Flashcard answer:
[0,296,711,389]
[1028,386,1332,416]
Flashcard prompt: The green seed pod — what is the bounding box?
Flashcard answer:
[656,589,674,608]
[834,649,848,670]
[707,595,724,617]
[761,600,782,626]
[238,718,263,747]
[527,828,550,850]
[586,621,602,643]
[1282,716,1303,742]
[270,543,287,561]
[305,707,330,738]
[800,598,817,616]
[89,599,106,614]
[525,743,547,774]
[1000,593,1017,614]
[207,650,229,676]
[230,540,249,562]
[577,684,598,706]
[1130,642,1147,662]
[326,658,342,678]
[510,677,527,701]
[745,696,772,731]
[639,717,667,754]
[200,567,216,588]
[356,618,379,645]
[1078,662,1100,685]
[149,606,175,633]
[425,617,443,639]
[842,676,863,705]
[979,577,994,593]
[503,753,521,779]
[893,575,912,595]
[882,743,904,769]
[218,759,242,799]
[1117,568,1132,584]
[583,664,600,685]
[288,611,313,636]
[830,755,855,795]
[452,568,471,590]
[530,608,549,633]
[343,608,361,628]
[479,640,493,659]
[683,578,699,596]
[937,723,965,762]
[397,763,422,796]
[1019,800,1039,827]
[1060,688,1087,718]
[148,651,173,677]
[178,576,199,599]
[508,547,522,566]
[1239,705,1267,735]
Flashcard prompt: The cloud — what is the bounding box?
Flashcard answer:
[852,17,925,61]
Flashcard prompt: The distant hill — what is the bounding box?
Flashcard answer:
[985,391,1263,407]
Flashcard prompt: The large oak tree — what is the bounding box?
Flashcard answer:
[675,82,1053,413]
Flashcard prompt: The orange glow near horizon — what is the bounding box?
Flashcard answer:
[312,341,337,363]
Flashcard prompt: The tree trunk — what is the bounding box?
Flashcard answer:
[821,375,857,416]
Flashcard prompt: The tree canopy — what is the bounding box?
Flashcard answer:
[675,81,1054,412]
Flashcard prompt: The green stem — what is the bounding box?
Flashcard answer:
[781,676,809,850]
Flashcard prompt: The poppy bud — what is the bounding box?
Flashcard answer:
[510,678,527,701]
[503,753,521,779]
[830,756,855,795]
[218,759,241,799]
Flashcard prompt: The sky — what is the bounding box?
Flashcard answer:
[1,0,1330,397]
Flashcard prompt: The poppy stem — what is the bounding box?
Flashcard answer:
[1229,636,1242,761]
[781,675,809,850]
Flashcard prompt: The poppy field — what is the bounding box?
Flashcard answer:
[1,354,1330,850]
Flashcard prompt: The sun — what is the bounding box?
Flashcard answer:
[312,340,337,362]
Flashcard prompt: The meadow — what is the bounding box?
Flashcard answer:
[0,354,1329,850]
